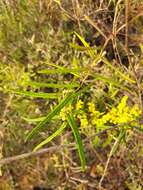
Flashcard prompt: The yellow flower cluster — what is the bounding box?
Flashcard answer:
[60,104,73,121]
[88,102,103,127]
[76,100,84,110]
[60,95,141,131]
[76,100,88,129]
[59,95,141,148]
[77,113,88,129]
[88,95,141,128]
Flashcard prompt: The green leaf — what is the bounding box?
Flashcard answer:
[91,73,131,92]
[13,90,60,99]
[26,92,77,141]
[22,115,60,123]
[33,122,67,151]
[70,42,96,51]
[74,32,96,58]
[67,114,86,172]
[25,81,80,89]
[22,116,46,123]
[102,58,136,84]
[38,68,86,77]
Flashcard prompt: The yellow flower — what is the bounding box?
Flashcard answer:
[116,113,131,124]
[78,113,88,128]
[60,104,73,121]
[76,100,84,110]
[60,107,67,121]
[117,95,128,114]
[81,117,88,128]
[88,102,96,113]
[130,104,141,117]
[88,101,103,125]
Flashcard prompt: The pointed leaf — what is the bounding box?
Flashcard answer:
[74,32,96,58]
[13,90,60,99]
[26,92,77,141]
[34,122,67,151]
[67,114,86,171]
[25,81,80,89]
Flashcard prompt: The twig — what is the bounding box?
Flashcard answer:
[0,122,142,166]
[0,94,13,176]
[0,144,74,166]
[98,136,120,189]
[84,15,107,40]
[125,0,130,53]
[0,127,114,166]
[0,125,117,166]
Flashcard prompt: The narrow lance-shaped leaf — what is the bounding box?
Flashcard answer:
[67,114,86,172]
[102,58,136,84]
[22,115,59,123]
[13,90,60,99]
[38,68,86,77]
[91,73,131,92]
[33,122,67,151]
[69,43,97,52]
[74,32,96,58]
[26,92,77,141]
[22,116,46,123]
[24,81,80,89]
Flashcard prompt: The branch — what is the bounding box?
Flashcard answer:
[0,144,74,166]
[0,127,115,166]
[0,122,142,166]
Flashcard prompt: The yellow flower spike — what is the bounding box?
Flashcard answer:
[130,104,141,117]
[78,113,88,129]
[60,107,67,121]
[60,96,141,137]
[117,95,128,114]
[76,100,84,110]
[95,119,105,128]
[68,104,73,112]
[60,104,73,121]
[110,107,117,115]
[88,102,96,113]
[102,113,111,123]
[80,117,88,128]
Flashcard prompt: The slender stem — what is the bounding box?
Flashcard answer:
[125,0,130,52]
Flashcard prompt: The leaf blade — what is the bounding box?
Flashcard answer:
[33,122,67,151]
[25,81,80,89]
[26,92,77,141]
[102,58,135,84]
[74,32,96,58]
[67,114,86,171]
[13,90,60,99]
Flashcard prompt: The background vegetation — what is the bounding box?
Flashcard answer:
[0,0,143,189]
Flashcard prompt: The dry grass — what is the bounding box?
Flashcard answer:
[0,0,143,189]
